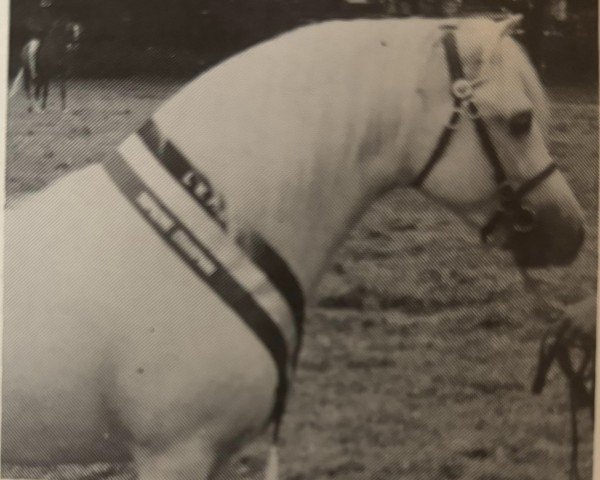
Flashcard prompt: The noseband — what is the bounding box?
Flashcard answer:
[411,29,557,243]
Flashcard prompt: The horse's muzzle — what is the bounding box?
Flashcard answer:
[506,205,585,268]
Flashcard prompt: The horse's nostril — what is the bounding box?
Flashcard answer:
[510,219,585,268]
[553,223,584,266]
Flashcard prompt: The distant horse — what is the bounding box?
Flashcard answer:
[10,19,82,111]
[3,16,585,480]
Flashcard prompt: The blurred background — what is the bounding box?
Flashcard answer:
[8,0,598,83]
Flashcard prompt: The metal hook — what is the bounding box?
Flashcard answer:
[464,101,480,120]
[451,78,473,100]
[447,108,462,129]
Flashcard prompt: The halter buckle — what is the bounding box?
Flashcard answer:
[452,79,473,101]
[465,101,480,120]
[447,108,462,129]
[497,182,516,206]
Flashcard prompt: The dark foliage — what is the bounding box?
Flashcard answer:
[8,0,598,81]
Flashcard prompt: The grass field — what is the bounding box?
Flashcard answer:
[4,79,598,480]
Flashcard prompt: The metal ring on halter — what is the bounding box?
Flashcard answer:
[497,182,516,205]
[451,78,473,100]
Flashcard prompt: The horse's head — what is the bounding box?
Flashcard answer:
[65,22,83,52]
[407,16,584,268]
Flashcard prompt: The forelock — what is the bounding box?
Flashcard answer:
[456,18,511,80]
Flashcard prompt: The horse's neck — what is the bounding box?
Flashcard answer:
[155,19,444,295]
[225,90,416,296]
[239,24,442,294]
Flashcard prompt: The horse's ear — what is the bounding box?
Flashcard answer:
[498,14,523,37]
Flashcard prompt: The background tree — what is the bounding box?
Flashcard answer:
[8,0,597,81]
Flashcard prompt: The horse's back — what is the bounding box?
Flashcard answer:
[5,165,141,310]
[3,165,133,461]
[4,163,234,337]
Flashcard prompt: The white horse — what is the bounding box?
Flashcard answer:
[3,16,585,480]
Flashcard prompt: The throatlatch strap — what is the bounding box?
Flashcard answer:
[410,32,463,188]
[410,120,456,188]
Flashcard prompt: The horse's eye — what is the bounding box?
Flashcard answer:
[509,110,533,136]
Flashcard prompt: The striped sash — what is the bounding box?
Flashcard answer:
[105,119,304,433]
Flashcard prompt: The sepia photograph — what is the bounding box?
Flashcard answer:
[2,0,597,479]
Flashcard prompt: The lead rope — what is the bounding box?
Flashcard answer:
[522,269,595,480]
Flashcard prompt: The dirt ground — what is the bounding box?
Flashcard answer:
[4,79,598,480]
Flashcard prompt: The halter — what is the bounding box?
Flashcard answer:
[411,29,557,243]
